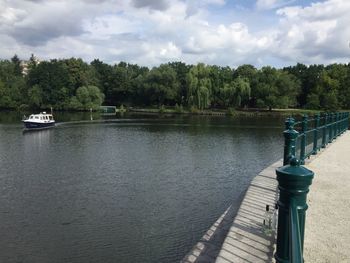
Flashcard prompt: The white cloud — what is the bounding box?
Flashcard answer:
[274,0,350,64]
[0,0,349,67]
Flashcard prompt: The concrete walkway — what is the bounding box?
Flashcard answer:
[304,131,350,262]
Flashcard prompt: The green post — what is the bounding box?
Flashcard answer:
[334,112,339,138]
[331,113,335,141]
[340,112,343,134]
[344,112,347,132]
[275,158,314,263]
[328,113,333,143]
[312,114,320,154]
[337,112,340,137]
[283,118,299,166]
[321,113,327,148]
[300,115,308,164]
[338,112,341,136]
[341,112,345,133]
[335,112,338,137]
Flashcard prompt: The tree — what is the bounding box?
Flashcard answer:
[168,62,191,104]
[72,85,105,110]
[0,59,27,108]
[64,58,98,91]
[91,59,114,103]
[27,60,71,106]
[142,64,180,105]
[317,70,339,110]
[28,84,43,109]
[11,54,22,76]
[254,67,300,110]
[187,63,212,109]
[219,77,250,108]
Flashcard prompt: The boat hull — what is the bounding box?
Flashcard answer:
[23,121,55,130]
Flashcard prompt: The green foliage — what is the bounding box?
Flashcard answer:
[227,107,238,116]
[18,104,30,112]
[1,55,350,112]
[256,99,266,109]
[187,63,212,110]
[190,105,199,114]
[175,103,183,113]
[143,64,180,106]
[219,77,250,108]
[28,84,43,109]
[254,67,300,110]
[306,93,320,109]
[11,54,22,76]
[159,104,165,113]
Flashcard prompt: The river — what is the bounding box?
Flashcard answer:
[0,111,284,262]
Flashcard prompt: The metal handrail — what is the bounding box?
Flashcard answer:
[289,198,303,263]
[277,112,349,263]
[283,112,350,165]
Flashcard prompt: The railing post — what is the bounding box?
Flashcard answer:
[312,114,320,154]
[283,117,299,166]
[336,112,339,137]
[322,113,327,148]
[341,112,345,134]
[340,112,343,134]
[328,113,333,143]
[333,112,338,139]
[275,158,314,263]
[344,112,347,132]
[337,112,341,136]
[331,113,335,141]
[300,115,308,165]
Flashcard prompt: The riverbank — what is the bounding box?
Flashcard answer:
[128,107,320,117]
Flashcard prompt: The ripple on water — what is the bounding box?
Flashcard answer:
[0,115,283,262]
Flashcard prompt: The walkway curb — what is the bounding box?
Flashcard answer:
[182,160,281,263]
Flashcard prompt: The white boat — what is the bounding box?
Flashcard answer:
[23,112,55,130]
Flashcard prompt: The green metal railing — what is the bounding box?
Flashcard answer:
[283,112,350,165]
[276,112,349,263]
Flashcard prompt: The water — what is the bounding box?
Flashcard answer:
[0,111,284,263]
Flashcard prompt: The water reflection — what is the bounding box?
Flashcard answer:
[23,127,53,139]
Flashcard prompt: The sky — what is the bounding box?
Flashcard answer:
[0,0,349,68]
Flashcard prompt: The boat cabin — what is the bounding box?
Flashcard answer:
[28,113,54,121]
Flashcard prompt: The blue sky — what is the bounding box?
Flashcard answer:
[0,0,349,68]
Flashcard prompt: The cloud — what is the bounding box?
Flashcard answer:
[0,0,349,68]
[0,0,125,46]
[274,0,350,64]
[131,0,170,11]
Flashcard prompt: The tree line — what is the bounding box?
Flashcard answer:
[0,54,349,111]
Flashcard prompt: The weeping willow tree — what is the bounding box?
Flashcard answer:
[219,77,250,108]
[187,63,212,110]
